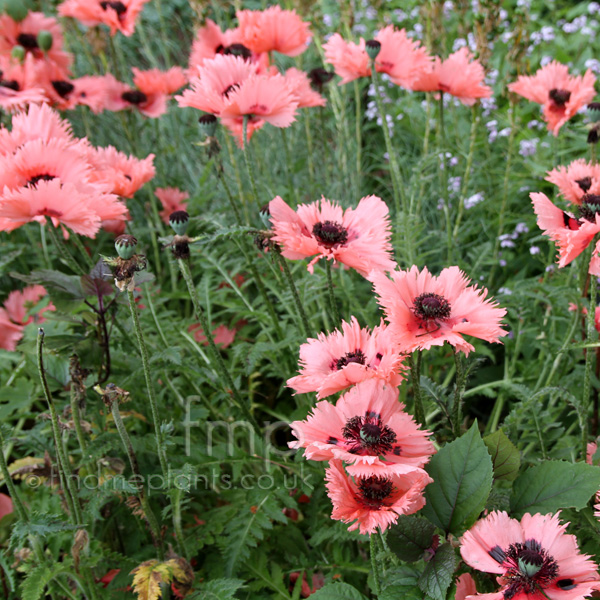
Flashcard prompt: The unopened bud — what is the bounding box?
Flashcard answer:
[37,30,53,52]
[169,210,189,236]
[365,39,381,60]
[114,234,137,260]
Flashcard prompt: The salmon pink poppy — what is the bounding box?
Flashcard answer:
[0,308,25,351]
[58,0,151,37]
[0,12,72,75]
[371,265,507,355]
[0,55,46,111]
[269,195,396,276]
[284,68,326,108]
[323,34,370,86]
[411,48,492,105]
[287,317,405,399]
[290,379,435,475]
[188,323,236,349]
[531,192,600,268]
[237,6,311,57]
[0,83,46,112]
[325,459,432,534]
[156,187,189,224]
[460,511,600,600]
[455,574,477,600]
[508,62,596,135]
[546,159,600,206]
[4,285,54,325]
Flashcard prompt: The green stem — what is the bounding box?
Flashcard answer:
[0,429,28,523]
[171,487,186,558]
[273,249,311,338]
[242,116,261,211]
[409,351,425,427]
[110,398,164,559]
[45,224,85,275]
[369,534,381,596]
[325,260,341,325]
[71,235,94,270]
[452,351,466,437]
[69,390,88,464]
[354,78,362,194]
[438,94,453,264]
[583,273,598,458]
[280,128,298,204]
[177,259,259,430]
[126,290,169,479]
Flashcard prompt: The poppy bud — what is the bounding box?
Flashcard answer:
[36,30,53,52]
[5,0,28,21]
[169,210,189,236]
[11,44,25,62]
[114,234,137,260]
[198,113,218,138]
[365,40,381,60]
[588,102,600,123]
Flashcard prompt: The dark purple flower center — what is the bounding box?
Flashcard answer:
[549,88,571,106]
[309,68,334,91]
[579,193,600,222]
[28,174,56,187]
[122,90,148,105]
[100,1,127,17]
[312,220,348,248]
[336,350,366,370]
[413,293,452,321]
[488,540,560,600]
[0,79,19,91]
[343,412,397,455]
[358,475,394,507]
[16,33,38,50]
[222,83,240,99]
[576,176,592,193]
[52,80,75,98]
[221,43,252,60]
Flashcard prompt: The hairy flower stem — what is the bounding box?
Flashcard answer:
[280,128,298,204]
[354,78,362,193]
[438,95,453,263]
[304,112,316,191]
[110,398,164,559]
[452,352,466,437]
[71,234,94,269]
[409,351,426,427]
[126,290,169,479]
[583,273,598,458]
[242,116,261,211]
[178,259,259,430]
[273,248,311,338]
[46,223,85,275]
[171,487,187,558]
[369,534,381,595]
[452,105,479,246]
[69,389,88,466]
[325,260,341,325]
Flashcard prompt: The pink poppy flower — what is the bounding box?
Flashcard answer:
[323,34,370,85]
[283,68,326,108]
[237,6,311,57]
[177,54,259,115]
[0,493,12,520]
[88,145,155,198]
[269,195,396,276]
[568,303,600,334]
[411,48,492,106]
[0,83,46,112]
[508,62,596,135]
[58,0,151,37]
[289,379,435,475]
[156,187,189,224]
[0,55,46,111]
[219,73,298,145]
[531,192,600,269]
[0,12,72,76]
[588,442,598,465]
[325,459,432,534]
[188,323,236,349]
[546,159,600,206]
[4,285,54,325]
[460,511,600,600]
[287,317,405,398]
[0,308,25,351]
[371,265,507,356]
[455,574,477,600]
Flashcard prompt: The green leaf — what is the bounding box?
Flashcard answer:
[310,582,368,599]
[422,422,493,534]
[510,461,600,517]
[189,578,245,599]
[20,565,53,600]
[387,515,435,562]
[483,429,521,481]
[10,269,84,298]
[379,566,421,600]
[418,543,456,600]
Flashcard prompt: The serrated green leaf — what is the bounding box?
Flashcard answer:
[310,582,368,599]
[418,543,456,600]
[510,461,600,517]
[387,515,435,562]
[379,566,421,600]
[422,422,493,534]
[20,565,53,600]
[483,429,521,481]
[189,578,245,599]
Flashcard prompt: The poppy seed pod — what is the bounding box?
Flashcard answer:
[169,210,189,236]
[36,30,53,52]
[114,234,138,260]
[365,40,381,61]
[198,114,218,138]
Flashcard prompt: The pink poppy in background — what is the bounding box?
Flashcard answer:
[283,68,326,108]
[269,195,396,276]
[411,48,492,105]
[237,6,311,57]
[531,192,600,268]
[0,55,46,111]
[325,459,432,534]
[0,493,12,520]
[177,54,259,115]
[460,511,600,600]
[0,11,72,75]
[156,187,189,224]
[568,303,600,334]
[546,159,600,205]
[323,34,370,85]
[0,83,46,112]
[59,0,151,37]
[288,572,324,598]
[371,265,507,355]
[455,574,477,600]
[0,308,25,351]
[188,323,236,349]
[287,317,405,398]
[4,285,54,325]
[508,61,596,135]
[290,379,435,475]
[89,146,155,198]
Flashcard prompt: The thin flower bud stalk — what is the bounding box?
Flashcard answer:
[242,115,261,210]
[583,267,599,458]
[69,355,90,467]
[45,222,86,275]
